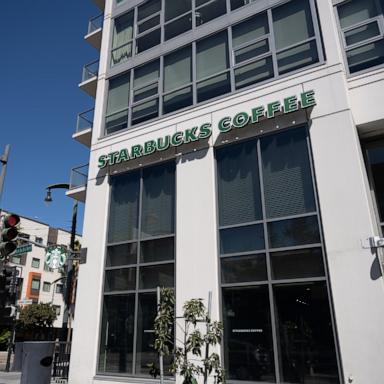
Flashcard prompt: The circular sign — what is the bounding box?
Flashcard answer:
[45,246,67,270]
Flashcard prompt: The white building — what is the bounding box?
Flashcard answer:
[4,213,80,329]
[69,0,384,383]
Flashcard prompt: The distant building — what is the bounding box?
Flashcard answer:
[2,211,81,329]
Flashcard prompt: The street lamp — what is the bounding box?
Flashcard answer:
[44,183,78,342]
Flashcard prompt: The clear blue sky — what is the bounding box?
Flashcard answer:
[0,1,100,234]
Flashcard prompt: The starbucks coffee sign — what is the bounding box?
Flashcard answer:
[45,246,67,270]
[98,90,316,169]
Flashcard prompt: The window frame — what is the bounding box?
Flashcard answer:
[104,0,324,136]
[215,125,342,383]
[31,258,40,269]
[97,160,176,378]
[42,282,51,292]
[334,0,384,76]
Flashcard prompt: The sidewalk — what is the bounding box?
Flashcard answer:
[0,372,21,384]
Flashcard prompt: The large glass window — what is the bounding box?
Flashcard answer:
[217,127,340,383]
[99,162,175,376]
[111,11,134,67]
[336,0,384,74]
[106,0,322,134]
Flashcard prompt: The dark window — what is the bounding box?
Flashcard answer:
[216,127,340,383]
[99,162,175,376]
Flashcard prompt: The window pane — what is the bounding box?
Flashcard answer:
[104,268,136,292]
[221,254,267,283]
[139,263,174,289]
[112,12,133,65]
[163,86,193,114]
[165,0,191,21]
[108,172,140,243]
[261,128,316,218]
[338,0,379,29]
[347,40,384,74]
[367,146,384,222]
[141,163,175,238]
[222,286,275,382]
[98,294,135,374]
[235,56,274,89]
[217,141,262,226]
[138,0,161,21]
[345,22,380,46]
[197,32,229,80]
[134,60,159,90]
[132,98,159,125]
[106,74,130,117]
[43,282,51,292]
[134,82,158,103]
[235,39,269,64]
[106,109,129,134]
[165,14,192,40]
[138,15,160,34]
[137,29,161,53]
[220,224,264,254]
[271,248,325,280]
[140,237,174,263]
[231,0,257,11]
[135,293,157,375]
[195,0,226,26]
[273,0,314,51]
[274,283,339,383]
[268,215,320,249]
[32,258,40,268]
[164,47,192,92]
[277,40,319,75]
[31,279,40,291]
[232,13,269,49]
[106,243,137,267]
[197,72,231,102]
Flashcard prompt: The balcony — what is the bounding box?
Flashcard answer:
[93,0,105,10]
[79,60,99,98]
[66,164,88,202]
[85,14,103,50]
[72,109,94,147]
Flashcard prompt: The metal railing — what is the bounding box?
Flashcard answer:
[87,13,103,35]
[76,108,94,133]
[81,60,99,82]
[51,341,71,381]
[69,164,89,190]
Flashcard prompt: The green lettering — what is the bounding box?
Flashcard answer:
[108,152,119,166]
[301,90,316,108]
[266,101,281,119]
[116,149,129,163]
[98,155,107,169]
[157,136,170,151]
[283,96,299,113]
[233,112,250,128]
[218,117,232,133]
[171,132,184,146]
[131,145,143,159]
[199,123,212,139]
[251,106,265,123]
[144,140,157,155]
[184,127,198,143]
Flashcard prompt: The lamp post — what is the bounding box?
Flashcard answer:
[44,184,78,342]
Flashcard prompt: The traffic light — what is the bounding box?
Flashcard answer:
[0,266,18,308]
[0,214,20,261]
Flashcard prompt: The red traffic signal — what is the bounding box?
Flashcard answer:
[3,214,20,228]
[0,214,20,260]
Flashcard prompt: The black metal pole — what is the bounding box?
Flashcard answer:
[0,144,10,215]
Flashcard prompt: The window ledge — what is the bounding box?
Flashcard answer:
[94,375,175,384]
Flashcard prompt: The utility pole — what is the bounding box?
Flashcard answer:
[0,145,10,212]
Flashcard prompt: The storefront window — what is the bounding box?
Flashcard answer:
[216,127,340,383]
[99,162,175,376]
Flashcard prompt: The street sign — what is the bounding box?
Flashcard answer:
[45,246,67,270]
[13,244,32,255]
[17,299,33,305]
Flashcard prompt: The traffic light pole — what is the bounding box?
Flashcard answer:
[0,145,10,214]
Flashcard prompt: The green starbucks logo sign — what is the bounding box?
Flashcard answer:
[45,246,67,270]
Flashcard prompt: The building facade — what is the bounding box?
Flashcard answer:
[2,213,80,329]
[69,0,384,383]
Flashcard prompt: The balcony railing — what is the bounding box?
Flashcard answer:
[81,60,99,83]
[69,164,89,190]
[88,14,103,35]
[76,109,94,133]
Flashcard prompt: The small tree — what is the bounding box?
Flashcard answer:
[17,303,57,340]
[151,288,225,384]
